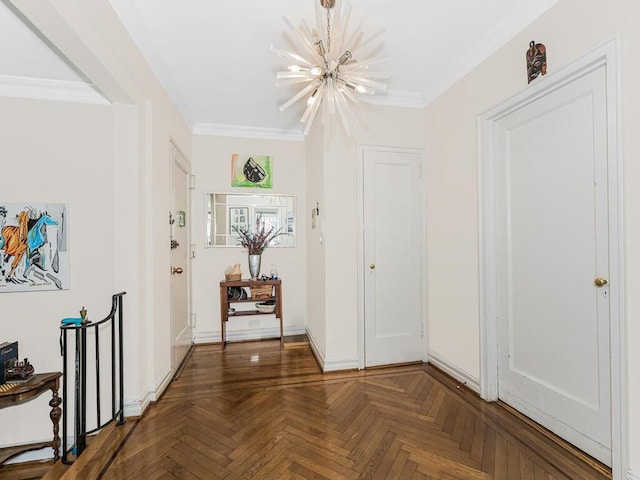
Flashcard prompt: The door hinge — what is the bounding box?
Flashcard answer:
[190,244,196,259]
[421,322,424,338]
[191,313,196,328]
[189,174,196,190]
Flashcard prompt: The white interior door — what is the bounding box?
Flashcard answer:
[363,147,424,367]
[493,65,611,464]
[170,144,191,371]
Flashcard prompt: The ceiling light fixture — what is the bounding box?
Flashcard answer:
[272,0,390,136]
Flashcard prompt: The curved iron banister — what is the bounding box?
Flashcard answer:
[59,292,126,464]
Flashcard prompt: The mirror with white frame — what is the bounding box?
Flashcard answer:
[206,193,296,247]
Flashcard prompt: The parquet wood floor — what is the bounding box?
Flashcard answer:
[99,341,610,480]
[1,340,612,479]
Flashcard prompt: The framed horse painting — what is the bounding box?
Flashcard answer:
[0,203,69,293]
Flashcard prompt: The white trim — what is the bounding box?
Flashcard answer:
[193,325,307,344]
[169,142,193,374]
[0,74,109,105]
[627,470,640,480]
[124,391,150,418]
[423,0,558,107]
[357,145,427,369]
[306,328,325,370]
[193,122,305,142]
[149,366,173,402]
[478,37,625,479]
[322,356,360,372]
[428,351,480,394]
[308,325,359,372]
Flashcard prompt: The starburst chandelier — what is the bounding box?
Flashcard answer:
[272,0,390,136]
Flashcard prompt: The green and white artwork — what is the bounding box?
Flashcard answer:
[231,154,272,188]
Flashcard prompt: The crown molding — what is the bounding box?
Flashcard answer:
[193,122,305,142]
[423,0,559,106]
[0,74,110,105]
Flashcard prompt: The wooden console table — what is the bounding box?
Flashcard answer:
[0,372,62,465]
[220,279,283,348]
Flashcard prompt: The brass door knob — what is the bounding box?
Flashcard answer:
[172,267,184,275]
[594,277,608,287]
[370,264,376,270]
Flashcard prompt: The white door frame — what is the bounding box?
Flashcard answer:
[170,139,193,372]
[356,144,429,370]
[478,38,626,478]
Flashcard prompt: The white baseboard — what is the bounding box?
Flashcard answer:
[193,325,306,344]
[149,367,173,402]
[306,330,359,372]
[306,329,325,369]
[428,350,480,394]
[124,391,150,418]
[322,356,360,372]
[627,469,640,480]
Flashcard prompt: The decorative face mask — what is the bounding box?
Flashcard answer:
[527,41,547,84]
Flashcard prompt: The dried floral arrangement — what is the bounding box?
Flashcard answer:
[233,215,283,255]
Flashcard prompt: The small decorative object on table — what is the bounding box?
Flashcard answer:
[251,284,274,300]
[233,215,284,280]
[5,358,34,383]
[255,301,276,313]
[224,263,242,282]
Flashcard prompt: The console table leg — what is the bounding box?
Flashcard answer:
[49,384,62,461]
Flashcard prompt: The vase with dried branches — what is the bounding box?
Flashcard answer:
[233,215,283,279]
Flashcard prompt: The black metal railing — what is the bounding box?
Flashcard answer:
[59,291,126,464]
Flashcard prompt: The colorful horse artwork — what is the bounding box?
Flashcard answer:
[1,210,29,281]
[0,203,68,292]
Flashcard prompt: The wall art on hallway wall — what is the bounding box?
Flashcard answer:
[0,203,69,292]
[231,154,273,188]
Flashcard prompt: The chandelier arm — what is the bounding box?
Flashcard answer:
[270,46,315,68]
[303,98,323,135]
[334,88,354,136]
[301,83,325,124]
[343,71,391,80]
[331,6,351,56]
[276,72,312,79]
[352,42,385,61]
[298,20,324,62]
[315,0,326,49]
[347,76,387,91]
[350,28,385,55]
[279,80,322,112]
[275,78,316,87]
[343,55,391,69]
[326,77,336,115]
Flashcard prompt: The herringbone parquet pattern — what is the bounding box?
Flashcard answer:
[99,342,610,480]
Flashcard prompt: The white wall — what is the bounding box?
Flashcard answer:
[423,0,640,475]
[1,0,193,460]
[305,124,327,358]
[305,105,427,369]
[191,134,307,343]
[0,96,113,449]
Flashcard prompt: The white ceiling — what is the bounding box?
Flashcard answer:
[1,0,557,134]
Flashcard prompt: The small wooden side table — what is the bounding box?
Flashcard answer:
[0,372,62,465]
[220,279,283,348]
